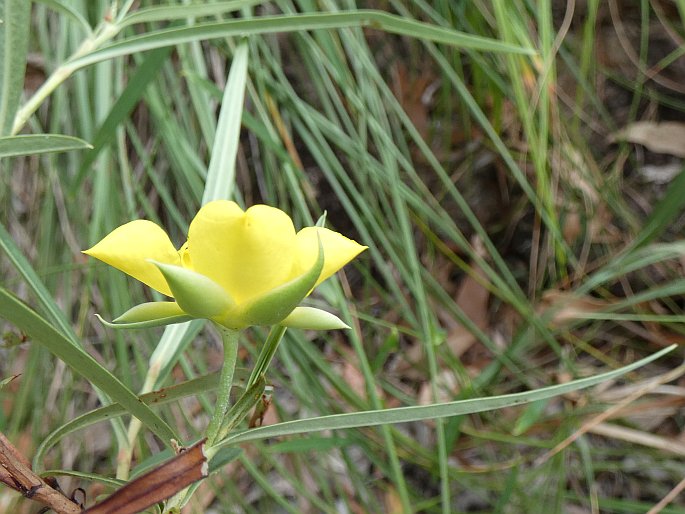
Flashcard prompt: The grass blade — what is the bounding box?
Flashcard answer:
[628,165,685,250]
[0,0,30,135]
[77,47,172,179]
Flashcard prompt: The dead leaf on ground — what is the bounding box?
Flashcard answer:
[384,486,404,514]
[445,249,491,358]
[610,121,685,158]
[332,346,381,404]
[340,361,369,402]
[404,237,492,383]
[391,63,435,140]
[427,236,491,363]
[562,208,583,245]
[417,369,459,406]
[537,290,613,327]
[639,162,683,184]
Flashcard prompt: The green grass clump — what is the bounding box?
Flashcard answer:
[1,1,684,513]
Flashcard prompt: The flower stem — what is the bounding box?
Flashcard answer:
[205,326,240,446]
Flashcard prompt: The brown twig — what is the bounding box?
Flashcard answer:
[0,431,81,514]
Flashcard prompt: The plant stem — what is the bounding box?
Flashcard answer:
[12,22,121,135]
[163,326,239,512]
[205,325,240,446]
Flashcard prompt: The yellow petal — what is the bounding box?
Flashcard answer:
[294,227,367,287]
[187,200,298,303]
[83,220,180,296]
[178,241,192,269]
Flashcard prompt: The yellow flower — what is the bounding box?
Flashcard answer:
[84,200,366,330]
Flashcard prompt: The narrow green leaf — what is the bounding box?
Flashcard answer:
[39,469,124,489]
[0,219,128,443]
[0,134,92,158]
[68,12,534,70]
[0,0,31,135]
[580,242,685,295]
[0,288,179,448]
[218,345,676,447]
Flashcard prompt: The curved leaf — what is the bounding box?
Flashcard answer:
[68,12,534,70]
[217,345,676,448]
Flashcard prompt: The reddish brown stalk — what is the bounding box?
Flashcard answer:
[84,439,207,514]
[0,431,81,514]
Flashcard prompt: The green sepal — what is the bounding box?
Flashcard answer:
[151,261,235,319]
[96,307,193,330]
[235,236,324,327]
[280,306,349,330]
[115,301,186,323]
